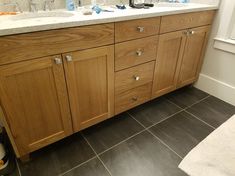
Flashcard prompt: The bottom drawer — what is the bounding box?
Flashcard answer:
[115,83,152,115]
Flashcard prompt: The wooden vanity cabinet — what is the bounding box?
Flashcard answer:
[152,25,211,98]
[0,55,73,157]
[63,46,114,131]
[0,10,215,159]
[152,30,186,98]
[177,26,211,88]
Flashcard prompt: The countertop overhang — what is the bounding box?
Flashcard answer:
[0,3,218,36]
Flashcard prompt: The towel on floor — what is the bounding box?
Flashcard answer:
[179,114,235,176]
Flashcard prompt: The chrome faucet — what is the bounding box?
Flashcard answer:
[0,2,22,13]
[43,0,55,11]
[29,0,38,12]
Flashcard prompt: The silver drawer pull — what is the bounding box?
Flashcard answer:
[183,31,189,35]
[133,75,140,81]
[54,58,62,65]
[65,55,73,62]
[189,30,195,35]
[132,97,138,101]
[136,50,143,56]
[137,26,145,32]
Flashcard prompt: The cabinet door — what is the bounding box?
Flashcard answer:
[0,56,73,156]
[63,46,114,131]
[177,26,210,87]
[152,30,187,98]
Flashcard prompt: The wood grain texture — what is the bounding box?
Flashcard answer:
[0,55,73,156]
[177,26,211,88]
[152,30,186,99]
[115,83,152,115]
[115,36,158,71]
[115,61,155,94]
[115,17,160,43]
[0,23,114,65]
[160,10,215,34]
[63,45,114,131]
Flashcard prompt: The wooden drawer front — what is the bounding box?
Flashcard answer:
[115,17,160,43]
[115,83,152,114]
[115,61,155,94]
[160,10,215,34]
[0,23,114,65]
[115,36,158,71]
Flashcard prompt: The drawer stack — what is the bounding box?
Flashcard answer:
[114,17,160,114]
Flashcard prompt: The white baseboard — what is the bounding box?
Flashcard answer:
[194,74,235,106]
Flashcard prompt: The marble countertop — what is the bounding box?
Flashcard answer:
[0,3,218,36]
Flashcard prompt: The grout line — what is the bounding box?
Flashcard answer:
[166,95,211,111]
[59,156,97,176]
[97,129,146,156]
[147,129,183,159]
[145,110,184,130]
[164,97,184,110]
[184,110,216,130]
[81,133,113,176]
[15,158,22,176]
[127,112,183,159]
[59,93,212,176]
[165,94,217,129]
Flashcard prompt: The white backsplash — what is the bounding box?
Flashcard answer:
[0,0,220,11]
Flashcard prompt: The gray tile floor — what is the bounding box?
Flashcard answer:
[11,86,235,176]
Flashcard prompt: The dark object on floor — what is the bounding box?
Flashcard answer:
[0,129,16,176]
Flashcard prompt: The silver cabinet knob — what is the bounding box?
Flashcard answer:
[189,30,195,35]
[65,55,73,62]
[137,26,145,32]
[54,57,62,65]
[183,31,189,35]
[132,97,138,101]
[136,50,143,56]
[133,75,140,81]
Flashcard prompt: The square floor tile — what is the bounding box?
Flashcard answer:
[83,113,144,154]
[19,133,95,176]
[63,157,110,176]
[166,86,209,108]
[149,111,214,157]
[187,96,235,128]
[128,97,182,127]
[100,131,186,176]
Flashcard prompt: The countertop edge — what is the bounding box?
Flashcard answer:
[0,5,218,37]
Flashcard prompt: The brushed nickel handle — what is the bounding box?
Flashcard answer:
[183,31,189,35]
[54,57,62,65]
[189,30,195,35]
[136,50,143,56]
[137,26,145,32]
[133,75,140,81]
[65,55,73,62]
[132,97,138,101]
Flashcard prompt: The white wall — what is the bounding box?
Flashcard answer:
[194,0,235,106]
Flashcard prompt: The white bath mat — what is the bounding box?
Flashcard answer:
[179,114,235,176]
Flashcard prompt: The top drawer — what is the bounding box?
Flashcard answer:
[0,23,114,65]
[115,17,160,43]
[160,10,215,34]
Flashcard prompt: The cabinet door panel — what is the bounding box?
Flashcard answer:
[0,56,72,156]
[177,26,210,87]
[152,31,186,98]
[63,46,114,131]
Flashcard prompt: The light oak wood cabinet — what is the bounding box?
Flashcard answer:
[177,26,211,88]
[0,55,73,157]
[63,46,114,131]
[152,26,211,98]
[0,10,215,159]
[152,30,186,98]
